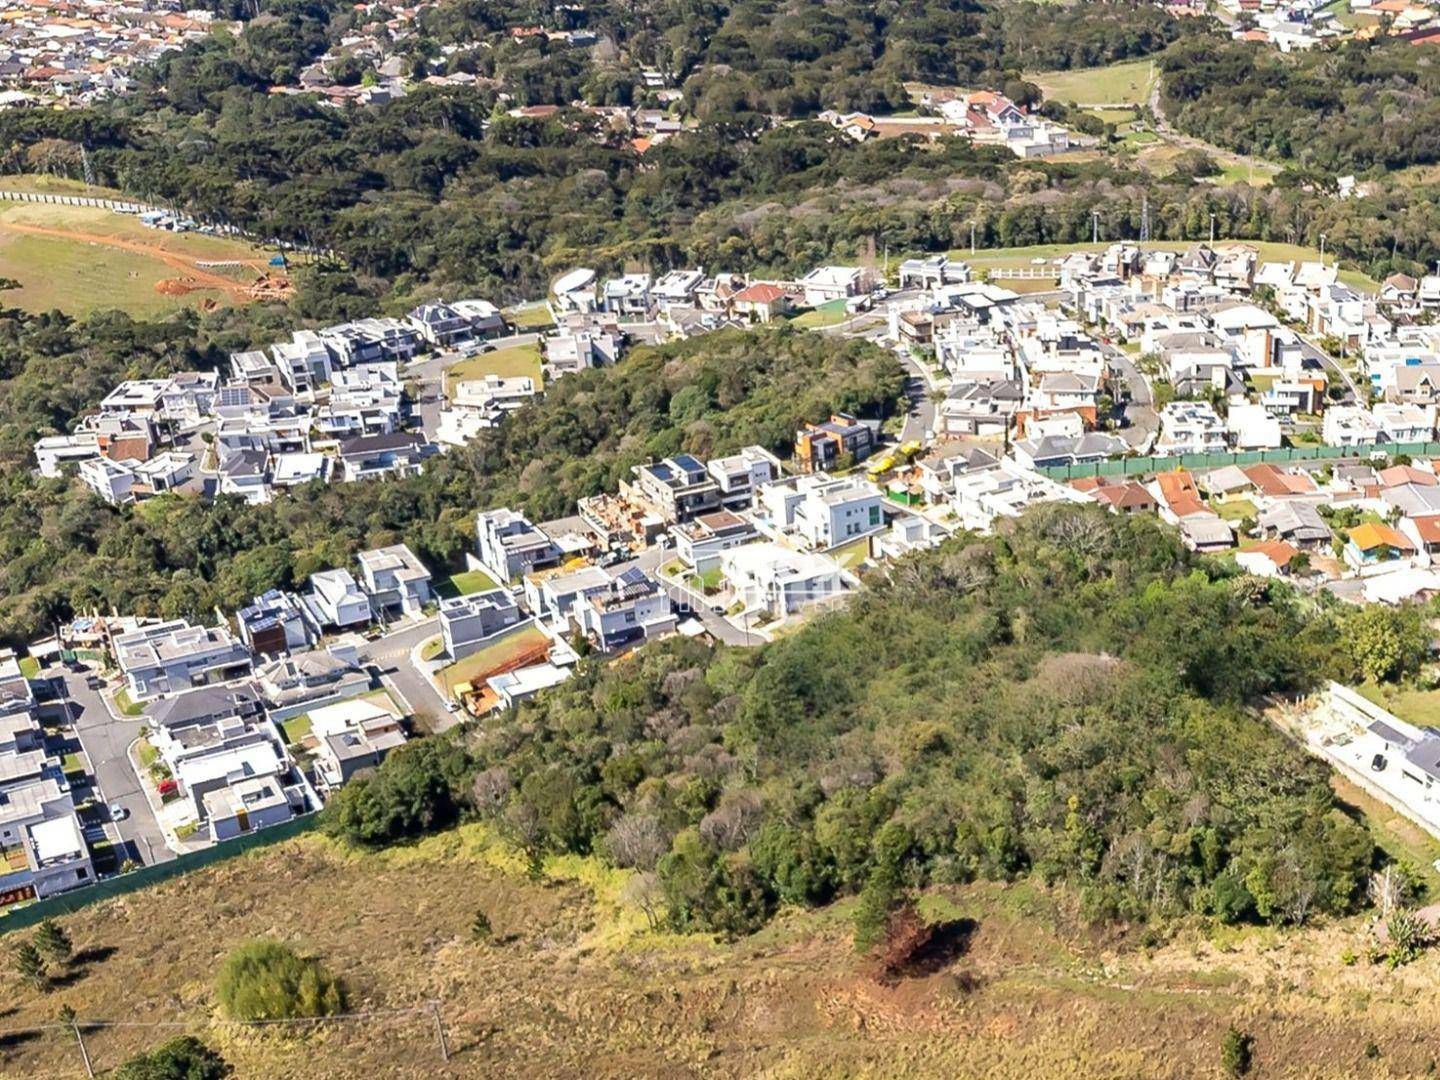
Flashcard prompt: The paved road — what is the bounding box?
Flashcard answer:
[896,349,939,445]
[354,617,454,730]
[1297,334,1359,405]
[43,666,173,867]
[1103,344,1159,449]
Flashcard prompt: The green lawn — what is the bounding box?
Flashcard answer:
[17,657,38,679]
[1084,107,1140,126]
[1212,497,1258,522]
[61,751,84,777]
[280,714,313,745]
[436,622,550,695]
[1030,59,1158,106]
[789,299,850,329]
[507,303,555,330]
[421,636,445,662]
[444,343,544,392]
[832,535,872,570]
[436,569,499,599]
[113,688,143,717]
[1356,683,1440,729]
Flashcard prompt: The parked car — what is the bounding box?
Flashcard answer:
[107,802,129,822]
[1371,753,1387,772]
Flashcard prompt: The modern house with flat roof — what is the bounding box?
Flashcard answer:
[439,590,523,659]
[112,620,253,701]
[476,507,561,583]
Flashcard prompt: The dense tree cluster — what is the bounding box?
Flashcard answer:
[327,506,1390,935]
[0,315,903,644]
[1161,38,1440,174]
[0,0,1200,303]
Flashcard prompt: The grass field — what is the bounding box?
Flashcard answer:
[7,814,1440,1077]
[506,303,555,330]
[444,343,544,393]
[0,178,286,317]
[1031,59,1158,106]
[1356,682,1440,728]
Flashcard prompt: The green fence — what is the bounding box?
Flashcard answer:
[0,814,319,936]
[1036,442,1440,482]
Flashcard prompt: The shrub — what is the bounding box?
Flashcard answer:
[113,1035,231,1080]
[214,940,344,1022]
[1221,1026,1254,1077]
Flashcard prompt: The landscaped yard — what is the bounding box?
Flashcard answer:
[17,656,38,678]
[113,687,144,717]
[436,569,499,599]
[789,299,849,329]
[444,343,544,393]
[436,622,550,695]
[1030,59,1158,107]
[61,751,84,777]
[280,714,313,745]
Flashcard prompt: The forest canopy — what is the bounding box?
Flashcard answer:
[327,505,1384,936]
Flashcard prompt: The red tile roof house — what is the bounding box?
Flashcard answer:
[732,283,792,323]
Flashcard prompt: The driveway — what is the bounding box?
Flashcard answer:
[42,666,173,867]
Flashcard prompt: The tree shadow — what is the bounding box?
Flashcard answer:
[896,916,979,978]
[0,1029,39,1051]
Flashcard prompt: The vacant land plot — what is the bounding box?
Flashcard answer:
[444,343,544,393]
[435,621,550,693]
[1031,59,1157,106]
[789,299,849,329]
[0,186,285,316]
[7,815,1440,1078]
[507,303,555,329]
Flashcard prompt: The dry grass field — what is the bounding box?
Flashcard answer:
[0,820,1436,1079]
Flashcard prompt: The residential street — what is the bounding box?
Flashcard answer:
[354,617,453,730]
[1103,344,1159,449]
[43,665,173,867]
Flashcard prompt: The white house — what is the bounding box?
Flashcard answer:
[720,542,846,619]
[307,569,373,629]
[356,544,432,618]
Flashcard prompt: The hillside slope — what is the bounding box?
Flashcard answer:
[0,823,1432,1079]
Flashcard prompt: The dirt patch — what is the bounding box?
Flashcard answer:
[4,220,287,303]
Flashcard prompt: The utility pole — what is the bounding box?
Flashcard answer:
[66,1016,93,1078]
[1140,195,1150,244]
[1091,210,1100,245]
[430,1000,451,1063]
[969,221,977,254]
[1209,213,1216,244]
[1319,233,1326,264]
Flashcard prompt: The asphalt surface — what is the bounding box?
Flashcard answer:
[43,665,173,867]
[1103,344,1159,449]
[353,617,454,731]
